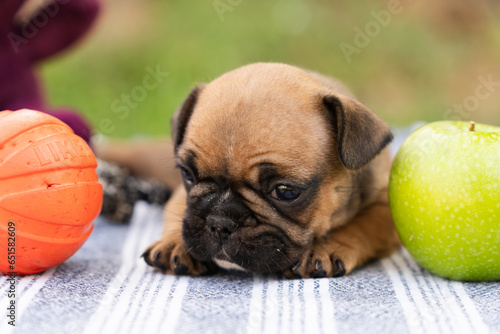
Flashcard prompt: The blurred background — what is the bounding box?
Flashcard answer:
[40,0,500,139]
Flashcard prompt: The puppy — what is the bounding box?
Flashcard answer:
[141,63,401,278]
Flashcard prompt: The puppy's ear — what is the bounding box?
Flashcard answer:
[323,95,393,170]
[171,85,205,152]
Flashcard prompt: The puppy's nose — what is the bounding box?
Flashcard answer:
[206,214,238,242]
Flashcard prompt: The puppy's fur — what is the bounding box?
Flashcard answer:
[125,63,400,277]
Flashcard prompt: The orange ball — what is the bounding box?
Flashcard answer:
[0,109,103,275]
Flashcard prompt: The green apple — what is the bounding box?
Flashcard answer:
[389,121,500,281]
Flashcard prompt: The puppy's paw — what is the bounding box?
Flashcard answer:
[287,240,358,278]
[142,238,210,275]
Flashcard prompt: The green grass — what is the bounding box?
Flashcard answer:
[41,0,500,138]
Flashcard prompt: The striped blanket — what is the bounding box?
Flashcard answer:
[1,126,499,334]
[1,202,499,334]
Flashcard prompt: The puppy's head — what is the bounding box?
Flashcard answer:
[172,63,392,273]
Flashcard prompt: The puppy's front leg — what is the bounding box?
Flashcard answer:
[142,186,210,275]
[291,201,401,278]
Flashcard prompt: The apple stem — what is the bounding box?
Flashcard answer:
[469,121,475,132]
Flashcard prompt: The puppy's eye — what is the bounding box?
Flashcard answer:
[180,167,195,183]
[272,184,301,202]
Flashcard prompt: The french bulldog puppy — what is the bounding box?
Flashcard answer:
[142,63,401,278]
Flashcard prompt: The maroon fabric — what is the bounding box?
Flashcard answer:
[0,0,99,144]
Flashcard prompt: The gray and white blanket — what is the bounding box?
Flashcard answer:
[1,126,499,334]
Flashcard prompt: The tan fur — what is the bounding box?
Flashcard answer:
[129,63,401,277]
[95,139,182,190]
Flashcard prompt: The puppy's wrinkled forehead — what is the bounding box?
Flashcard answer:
[179,64,332,180]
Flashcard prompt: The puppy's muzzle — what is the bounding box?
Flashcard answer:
[206,214,238,243]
